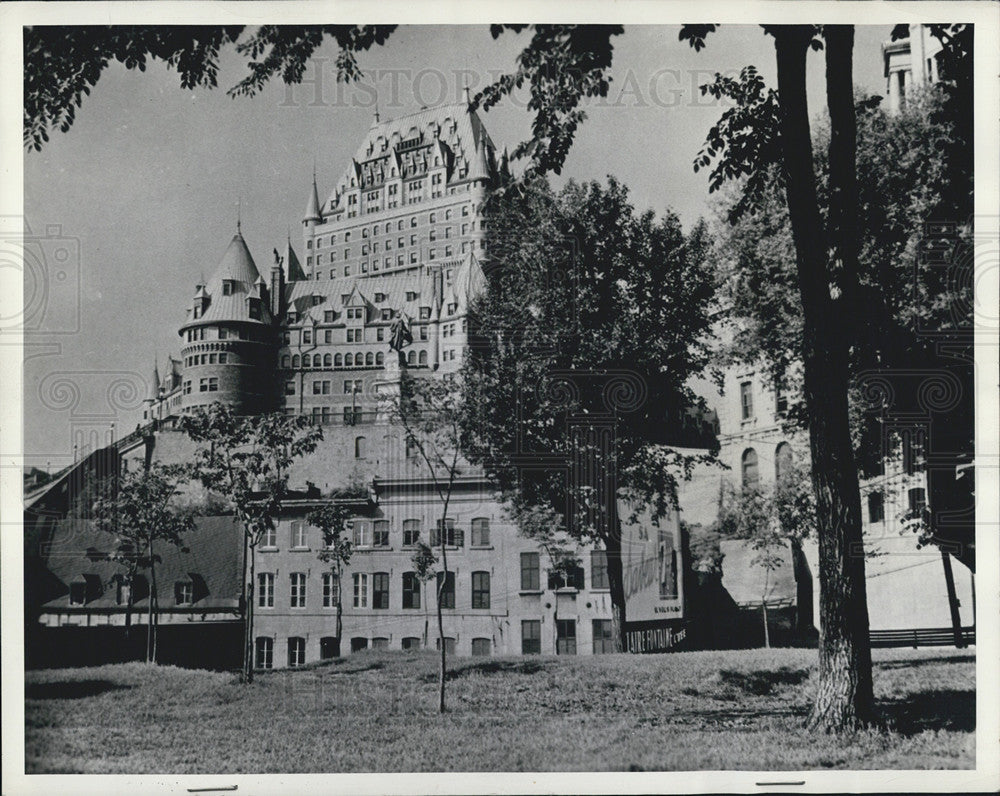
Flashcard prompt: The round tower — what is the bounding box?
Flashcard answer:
[178,226,279,415]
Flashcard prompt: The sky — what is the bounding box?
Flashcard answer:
[22,24,894,468]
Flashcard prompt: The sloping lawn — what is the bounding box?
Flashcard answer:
[24,647,974,773]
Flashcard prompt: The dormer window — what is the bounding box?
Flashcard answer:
[342,294,351,305]
[447,302,458,315]
[192,305,201,319]
[419,307,431,320]
[69,579,87,606]
[313,295,323,306]
[222,280,234,296]
[175,580,194,606]
[406,291,418,302]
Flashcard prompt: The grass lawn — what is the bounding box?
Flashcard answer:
[24,646,974,773]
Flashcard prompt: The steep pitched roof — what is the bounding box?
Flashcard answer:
[322,102,499,214]
[182,232,274,328]
[37,515,244,613]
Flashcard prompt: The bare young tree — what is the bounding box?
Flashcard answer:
[182,404,322,683]
[381,368,465,713]
[91,462,194,663]
[309,503,353,658]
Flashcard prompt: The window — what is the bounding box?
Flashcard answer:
[419,306,431,320]
[290,573,306,608]
[352,520,372,547]
[288,636,306,668]
[775,442,793,480]
[471,638,491,656]
[290,520,307,549]
[471,571,490,609]
[313,380,331,395]
[353,573,368,607]
[302,329,312,345]
[322,572,339,607]
[285,380,295,396]
[868,491,884,524]
[175,580,193,605]
[373,519,389,547]
[402,519,421,547]
[431,518,463,547]
[591,551,610,590]
[258,573,274,607]
[418,350,427,367]
[556,619,577,655]
[69,580,87,605]
[742,448,760,487]
[255,637,273,669]
[740,380,754,420]
[320,637,338,660]
[549,564,584,591]
[372,637,389,650]
[521,552,540,591]
[372,572,389,609]
[350,637,368,652]
[775,384,788,415]
[402,572,421,609]
[435,637,457,654]
[402,637,421,651]
[436,571,455,608]
[355,436,367,459]
[521,620,541,654]
[592,620,614,654]
[261,525,277,548]
[908,487,927,515]
[471,518,490,547]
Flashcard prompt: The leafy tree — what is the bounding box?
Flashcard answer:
[711,83,974,571]
[182,404,322,683]
[381,369,466,713]
[410,541,438,648]
[712,463,816,648]
[309,502,353,659]
[24,25,397,150]
[462,176,716,652]
[91,462,194,662]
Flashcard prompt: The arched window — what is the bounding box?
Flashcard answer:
[366,352,374,366]
[407,350,416,365]
[281,355,290,368]
[741,448,759,488]
[355,436,367,459]
[775,442,793,481]
[292,355,301,368]
[345,353,353,367]
[418,350,427,366]
[376,352,384,366]
[324,354,332,367]
[355,351,364,366]
[335,353,343,367]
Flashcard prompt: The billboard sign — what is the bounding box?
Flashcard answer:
[619,498,688,652]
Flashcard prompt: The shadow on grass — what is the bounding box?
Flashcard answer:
[418,659,547,683]
[876,654,976,670]
[26,680,133,700]
[716,667,811,696]
[881,689,975,736]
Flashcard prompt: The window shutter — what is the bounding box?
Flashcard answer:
[430,527,440,547]
[454,528,464,547]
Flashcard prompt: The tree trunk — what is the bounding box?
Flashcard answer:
[336,565,344,658]
[762,602,770,649]
[437,539,448,713]
[940,549,965,648]
[245,544,256,684]
[147,536,158,664]
[239,530,250,683]
[773,25,874,731]
[604,531,627,653]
